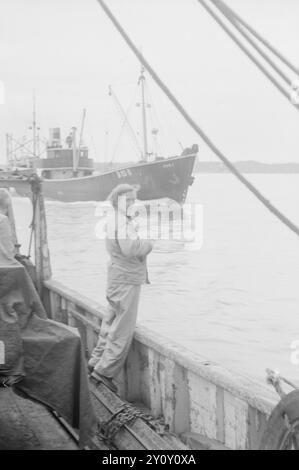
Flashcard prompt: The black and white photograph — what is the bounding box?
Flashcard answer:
[0,0,299,455]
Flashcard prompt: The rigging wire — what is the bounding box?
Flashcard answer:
[9,136,47,160]
[143,79,163,157]
[213,0,299,77]
[110,84,143,158]
[144,78,180,156]
[110,84,142,163]
[8,138,34,157]
[95,0,299,238]
[196,0,298,109]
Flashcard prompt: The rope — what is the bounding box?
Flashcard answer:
[145,78,179,156]
[197,0,297,107]
[8,137,35,158]
[9,136,46,160]
[109,85,143,162]
[210,0,292,86]
[213,0,299,77]
[95,0,299,239]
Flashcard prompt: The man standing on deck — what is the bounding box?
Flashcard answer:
[88,184,153,392]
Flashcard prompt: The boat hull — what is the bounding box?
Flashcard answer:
[1,154,196,203]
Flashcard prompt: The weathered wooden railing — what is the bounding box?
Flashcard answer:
[43,278,277,450]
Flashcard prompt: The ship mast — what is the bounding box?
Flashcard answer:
[78,108,86,164]
[29,89,40,161]
[32,89,37,158]
[71,126,78,175]
[138,66,149,161]
[5,133,11,166]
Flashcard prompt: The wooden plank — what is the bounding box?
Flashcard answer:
[246,406,268,450]
[60,297,69,324]
[223,391,248,450]
[44,279,106,320]
[51,409,111,450]
[69,307,100,333]
[162,434,190,450]
[34,192,52,293]
[67,301,77,328]
[90,380,176,450]
[216,387,225,443]
[181,432,229,451]
[92,395,144,450]
[86,323,98,356]
[123,340,142,402]
[49,291,60,321]
[128,402,189,450]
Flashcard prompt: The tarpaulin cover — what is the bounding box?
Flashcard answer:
[0,266,97,448]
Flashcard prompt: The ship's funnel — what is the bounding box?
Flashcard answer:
[49,128,61,148]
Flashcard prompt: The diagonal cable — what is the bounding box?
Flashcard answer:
[197,0,297,108]
[210,0,292,86]
[213,0,299,76]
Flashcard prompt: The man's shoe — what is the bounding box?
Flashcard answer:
[91,370,118,393]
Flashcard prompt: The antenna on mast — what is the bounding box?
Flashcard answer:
[32,89,37,158]
[71,127,78,175]
[29,89,40,159]
[78,108,86,162]
[5,133,11,166]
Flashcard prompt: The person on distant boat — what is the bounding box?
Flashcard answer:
[89,184,153,392]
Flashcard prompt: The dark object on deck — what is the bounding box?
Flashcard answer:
[15,254,37,286]
[0,387,78,450]
[0,265,97,448]
[0,304,24,386]
[259,390,299,450]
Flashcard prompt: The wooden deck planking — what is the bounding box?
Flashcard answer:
[90,379,187,450]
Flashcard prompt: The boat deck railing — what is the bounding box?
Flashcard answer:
[43,278,277,450]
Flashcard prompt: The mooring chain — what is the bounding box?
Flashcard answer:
[97,402,168,446]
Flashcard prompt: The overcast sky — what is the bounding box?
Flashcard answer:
[0,0,298,164]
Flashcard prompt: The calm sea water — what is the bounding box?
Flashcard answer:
[12,174,299,386]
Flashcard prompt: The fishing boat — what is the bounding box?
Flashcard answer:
[2,69,197,204]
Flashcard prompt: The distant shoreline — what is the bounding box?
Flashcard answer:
[194,160,299,174]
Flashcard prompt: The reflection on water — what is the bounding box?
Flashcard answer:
[12,174,299,385]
